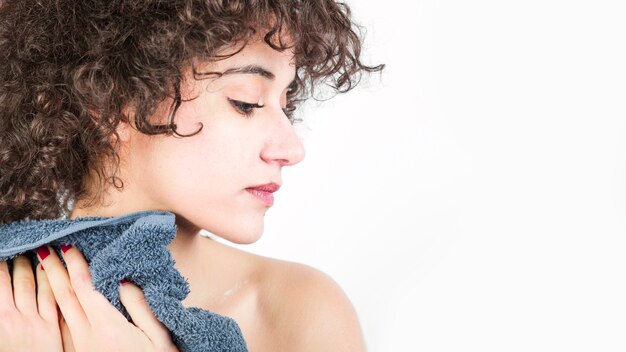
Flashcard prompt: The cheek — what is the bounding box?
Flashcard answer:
[134,112,262,203]
[158,133,249,190]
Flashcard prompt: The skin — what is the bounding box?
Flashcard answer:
[4,36,366,351]
[1,247,177,351]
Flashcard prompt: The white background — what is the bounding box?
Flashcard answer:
[210,1,626,351]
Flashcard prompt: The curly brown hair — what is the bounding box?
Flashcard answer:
[0,0,384,224]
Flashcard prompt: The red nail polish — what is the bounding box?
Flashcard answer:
[120,278,130,284]
[37,246,50,260]
[41,264,45,271]
[61,244,73,253]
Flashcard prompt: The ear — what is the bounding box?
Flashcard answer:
[86,106,133,143]
[116,116,133,143]
[116,107,138,143]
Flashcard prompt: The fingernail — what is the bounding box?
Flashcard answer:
[61,244,73,253]
[41,264,45,271]
[37,246,50,260]
[120,278,130,285]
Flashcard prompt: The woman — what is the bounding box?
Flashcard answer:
[0,0,383,350]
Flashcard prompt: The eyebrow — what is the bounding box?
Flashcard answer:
[221,65,276,80]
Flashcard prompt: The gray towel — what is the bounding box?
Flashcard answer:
[0,210,248,352]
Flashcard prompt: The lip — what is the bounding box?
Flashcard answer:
[246,182,281,193]
[246,182,280,207]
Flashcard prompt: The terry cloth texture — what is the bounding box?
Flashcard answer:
[0,210,248,352]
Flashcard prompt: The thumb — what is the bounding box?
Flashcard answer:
[118,280,176,350]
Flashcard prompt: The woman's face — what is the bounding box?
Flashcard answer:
[112,38,305,244]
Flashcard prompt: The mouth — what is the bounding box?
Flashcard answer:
[245,182,280,207]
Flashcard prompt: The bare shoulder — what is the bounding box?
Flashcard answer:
[254,256,367,352]
[191,238,366,351]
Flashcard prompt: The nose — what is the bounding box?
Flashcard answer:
[260,111,306,167]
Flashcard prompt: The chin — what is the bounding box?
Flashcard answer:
[216,222,265,245]
[228,235,261,245]
[173,209,265,244]
[221,232,263,245]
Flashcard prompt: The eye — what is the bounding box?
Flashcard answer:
[228,98,264,118]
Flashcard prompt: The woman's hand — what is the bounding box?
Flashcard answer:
[0,255,63,352]
[36,244,178,352]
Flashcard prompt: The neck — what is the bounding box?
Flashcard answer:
[69,204,210,259]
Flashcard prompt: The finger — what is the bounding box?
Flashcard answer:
[60,244,122,322]
[37,245,89,334]
[59,311,76,352]
[0,260,15,312]
[35,261,57,323]
[12,255,37,315]
[119,281,173,347]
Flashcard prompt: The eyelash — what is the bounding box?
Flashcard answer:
[228,98,296,123]
[228,98,263,118]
